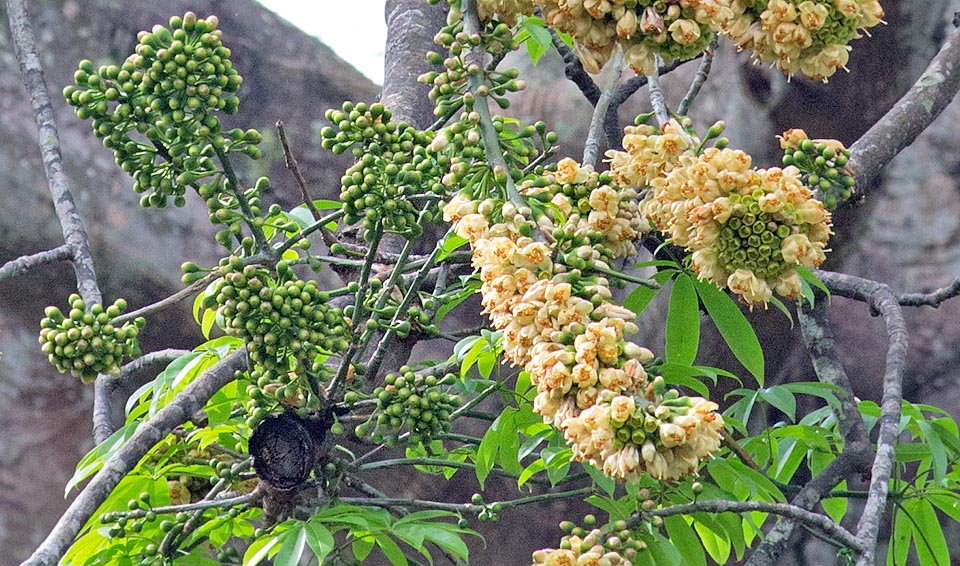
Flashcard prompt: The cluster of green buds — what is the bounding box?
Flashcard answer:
[209,258,348,395]
[532,515,646,566]
[419,16,524,119]
[713,193,798,281]
[63,12,249,208]
[352,369,460,446]
[434,113,557,187]
[780,128,855,210]
[198,175,269,251]
[320,102,446,240]
[39,295,144,382]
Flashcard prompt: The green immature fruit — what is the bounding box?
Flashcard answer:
[39,295,143,382]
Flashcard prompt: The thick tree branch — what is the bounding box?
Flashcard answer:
[6,0,101,307]
[746,298,875,566]
[811,270,908,566]
[22,349,246,566]
[847,21,960,199]
[0,244,73,283]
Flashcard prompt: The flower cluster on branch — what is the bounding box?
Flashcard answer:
[444,158,724,482]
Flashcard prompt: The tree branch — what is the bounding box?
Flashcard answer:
[677,36,717,116]
[644,499,866,555]
[746,297,875,566]
[21,348,247,566]
[847,21,960,200]
[581,48,624,168]
[5,0,101,307]
[811,270,908,566]
[897,277,960,307]
[548,26,601,106]
[0,244,73,283]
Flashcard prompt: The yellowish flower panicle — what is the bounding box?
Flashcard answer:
[537,0,733,75]
[477,0,535,26]
[724,0,884,81]
[560,376,724,482]
[446,155,725,484]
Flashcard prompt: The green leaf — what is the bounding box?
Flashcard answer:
[693,278,764,384]
[274,526,308,566]
[425,527,471,561]
[582,461,616,496]
[904,498,950,566]
[917,419,949,481]
[201,308,217,339]
[65,421,139,496]
[437,232,468,262]
[520,17,553,64]
[796,266,829,299]
[664,516,706,566]
[656,363,712,397]
[821,482,848,524]
[624,270,673,316]
[374,533,408,566]
[889,505,911,566]
[243,534,281,566]
[666,273,700,365]
[692,516,731,564]
[352,536,374,562]
[760,386,797,422]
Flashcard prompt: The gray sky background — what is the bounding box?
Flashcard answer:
[256,1,389,84]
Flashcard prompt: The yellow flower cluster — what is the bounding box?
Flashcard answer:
[531,534,631,566]
[443,158,725,483]
[537,0,734,74]
[609,120,831,306]
[725,0,884,80]
[477,0,535,26]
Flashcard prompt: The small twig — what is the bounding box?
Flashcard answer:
[338,486,592,513]
[897,277,960,308]
[646,56,671,127]
[720,429,762,473]
[581,47,624,168]
[111,273,217,327]
[0,244,73,283]
[604,57,690,149]
[677,36,717,116]
[277,120,323,223]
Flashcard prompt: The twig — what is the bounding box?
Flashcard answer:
[677,36,717,116]
[338,486,591,513]
[22,349,247,566]
[581,47,624,168]
[0,244,73,283]
[276,120,324,223]
[641,499,866,555]
[604,57,690,149]
[811,270,908,566]
[111,273,217,327]
[720,429,762,473]
[897,277,960,307]
[646,56,670,127]
[847,22,960,201]
[547,26,600,105]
